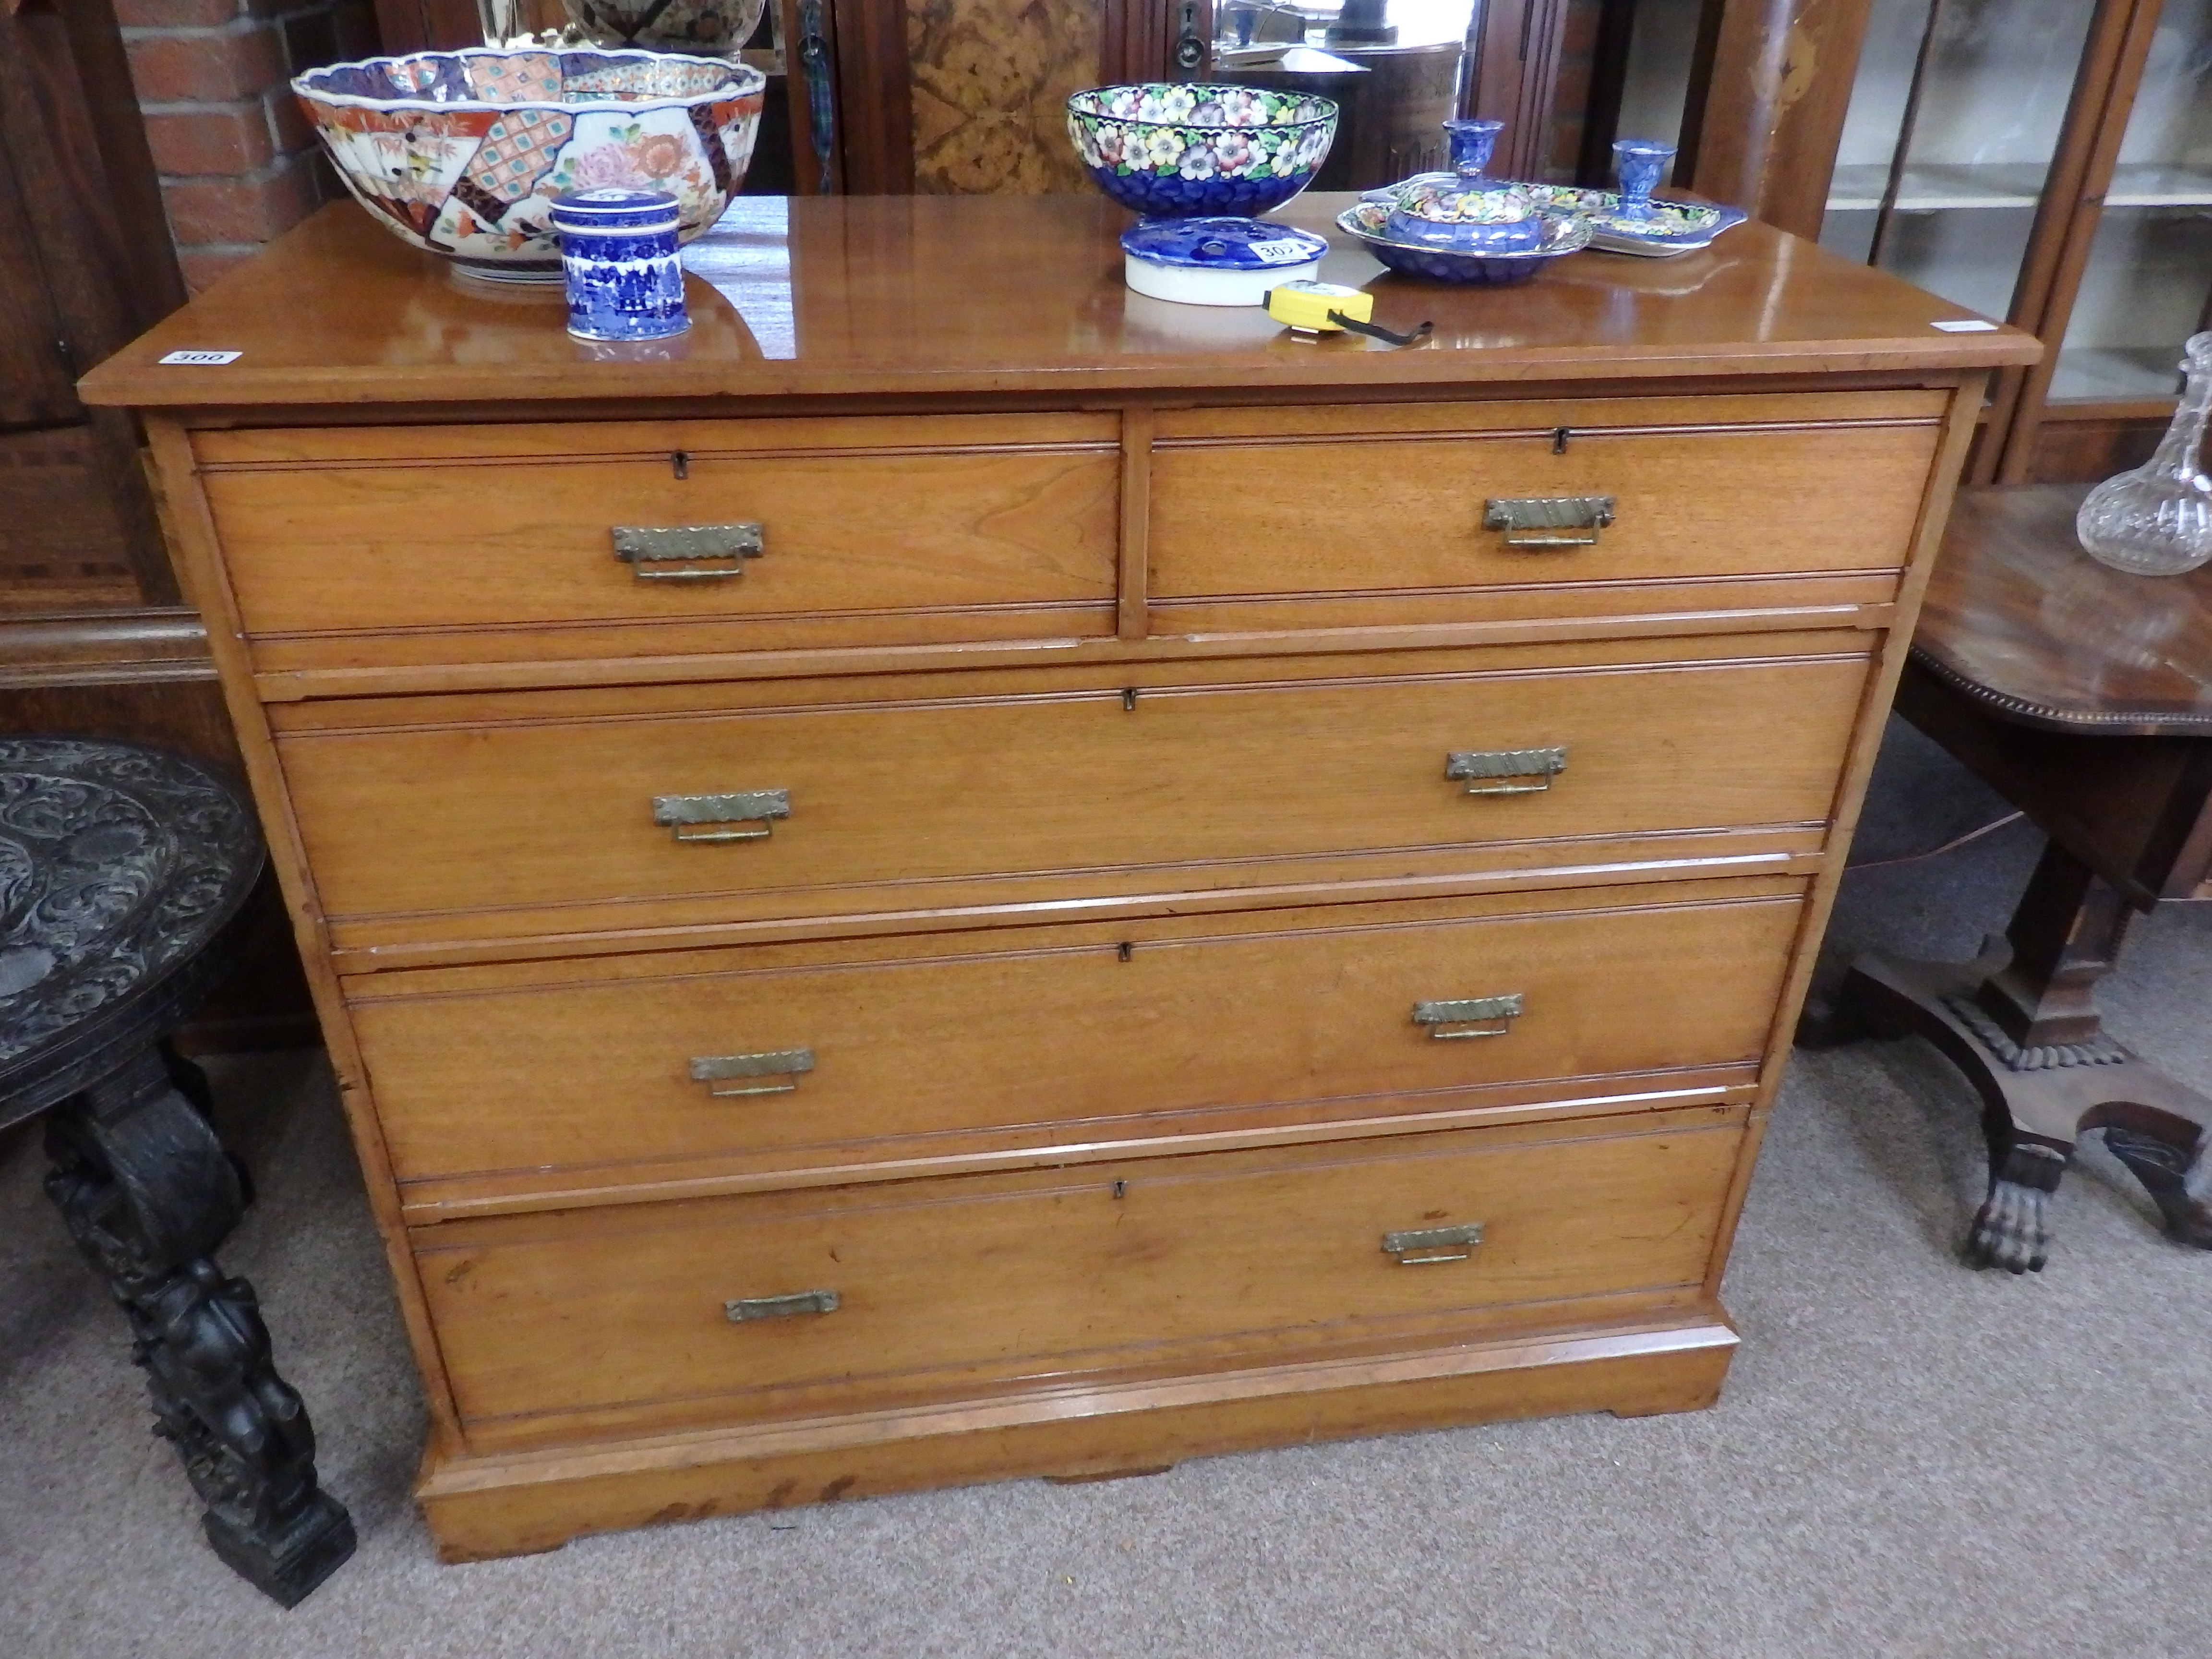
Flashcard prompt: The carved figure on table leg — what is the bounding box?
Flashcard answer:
[41,1046,355,1607]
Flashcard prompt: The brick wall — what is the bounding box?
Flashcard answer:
[119,0,382,291]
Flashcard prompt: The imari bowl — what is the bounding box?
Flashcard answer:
[1336,200,1591,286]
[1066,83,1336,218]
[293,49,766,283]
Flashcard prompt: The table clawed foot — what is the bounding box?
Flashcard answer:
[2104,1126,2212,1250]
[1966,1142,2065,1274]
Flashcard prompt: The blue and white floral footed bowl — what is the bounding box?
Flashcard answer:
[1066,83,1337,218]
[294,48,765,283]
[1336,200,1592,285]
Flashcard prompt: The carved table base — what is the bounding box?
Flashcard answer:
[1834,948,2212,1273]
[43,1045,355,1606]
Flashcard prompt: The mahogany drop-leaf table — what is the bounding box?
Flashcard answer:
[1832,484,2212,1272]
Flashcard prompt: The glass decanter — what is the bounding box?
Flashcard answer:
[2077,332,2212,576]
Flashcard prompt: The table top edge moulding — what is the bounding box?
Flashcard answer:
[78,196,2040,413]
[1914,485,2212,735]
[85,189,2034,1566]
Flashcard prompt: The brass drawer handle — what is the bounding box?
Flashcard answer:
[1382,1223,1484,1265]
[1446,747,1565,796]
[652,789,791,842]
[690,1048,815,1097]
[612,522,764,580]
[1483,495,1615,548]
[1413,994,1524,1040]
[726,1288,840,1322]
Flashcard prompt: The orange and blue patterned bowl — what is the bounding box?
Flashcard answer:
[294,48,765,283]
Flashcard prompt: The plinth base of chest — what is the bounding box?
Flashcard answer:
[415,1313,1736,1563]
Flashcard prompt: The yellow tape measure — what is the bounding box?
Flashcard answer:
[1266,280,1372,332]
[1265,280,1432,348]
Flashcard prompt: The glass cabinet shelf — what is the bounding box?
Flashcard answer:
[1826,162,2045,211]
[1829,161,2212,214]
[1822,160,2212,214]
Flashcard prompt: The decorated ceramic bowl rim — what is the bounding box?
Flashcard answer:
[292,48,765,115]
[1336,202,1594,263]
[1067,83,1337,130]
[1391,181,1539,226]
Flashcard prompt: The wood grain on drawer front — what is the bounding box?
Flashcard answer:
[1149,392,1943,604]
[193,415,1119,656]
[352,877,1803,1203]
[417,1107,1745,1445]
[277,642,1872,949]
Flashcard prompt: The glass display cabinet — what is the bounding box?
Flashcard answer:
[1593,0,2212,484]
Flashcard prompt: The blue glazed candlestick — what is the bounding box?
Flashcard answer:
[1612,139,1676,221]
[1443,118,1503,180]
[552,188,689,344]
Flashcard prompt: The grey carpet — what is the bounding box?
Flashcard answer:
[6,717,2211,1659]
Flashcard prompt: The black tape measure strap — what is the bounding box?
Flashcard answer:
[1327,311,1435,348]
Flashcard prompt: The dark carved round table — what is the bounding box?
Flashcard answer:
[0,738,354,1606]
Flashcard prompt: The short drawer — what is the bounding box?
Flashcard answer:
[1149,392,1943,604]
[416,1107,1745,1444]
[279,641,1870,948]
[194,413,1120,654]
[353,878,1803,1200]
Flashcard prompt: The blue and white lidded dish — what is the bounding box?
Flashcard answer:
[551,188,688,343]
[1120,216,1328,306]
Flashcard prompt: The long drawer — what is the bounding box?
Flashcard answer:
[416,1106,1746,1448]
[1149,392,1942,604]
[194,414,1121,659]
[278,640,1871,950]
[352,877,1803,1206]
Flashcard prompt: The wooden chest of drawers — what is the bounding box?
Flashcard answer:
[83,193,2038,1562]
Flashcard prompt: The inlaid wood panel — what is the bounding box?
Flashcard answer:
[276,642,1873,951]
[1149,392,1946,604]
[195,414,1121,660]
[350,878,1804,1201]
[906,0,1098,194]
[417,1106,1747,1447]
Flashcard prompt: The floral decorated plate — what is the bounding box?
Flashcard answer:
[1335,200,1590,286]
[1067,83,1337,219]
[1521,185,1745,255]
[294,48,766,282]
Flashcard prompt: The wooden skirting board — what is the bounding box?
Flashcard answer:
[417,1316,1739,1563]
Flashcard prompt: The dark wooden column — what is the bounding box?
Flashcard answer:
[1676,0,1875,239]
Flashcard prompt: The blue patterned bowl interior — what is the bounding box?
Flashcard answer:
[1336,201,1590,286]
[1067,83,1337,218]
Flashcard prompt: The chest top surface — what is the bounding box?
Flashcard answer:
[79,194,2037,413]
